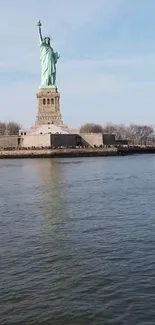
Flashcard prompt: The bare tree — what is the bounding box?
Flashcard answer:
[0,122,6,135]
[117,124,130,140]
[80,123,104,133]
[103,123,130,140]
[6,122,21,135]
[128,124,154,145]
[139,125,154,145]
[102,123,116,134]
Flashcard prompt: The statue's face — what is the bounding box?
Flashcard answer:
[44,37,50,46]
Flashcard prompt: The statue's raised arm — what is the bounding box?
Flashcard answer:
[37,20,43,43]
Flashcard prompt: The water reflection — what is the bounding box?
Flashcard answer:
[34,159,66,221]
[31,159,73,260]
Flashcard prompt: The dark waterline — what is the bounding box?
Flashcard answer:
[1,156,155,325]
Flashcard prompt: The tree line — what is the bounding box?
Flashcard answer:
[79,123,155,145]
[0,122,21,136]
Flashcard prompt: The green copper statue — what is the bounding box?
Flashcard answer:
[37,20,60,88]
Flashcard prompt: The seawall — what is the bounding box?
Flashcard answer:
[0,148,117,158]
[0,147,155,159]
[117,146,155,155]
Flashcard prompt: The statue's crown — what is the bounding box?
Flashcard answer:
[44,36,50,40]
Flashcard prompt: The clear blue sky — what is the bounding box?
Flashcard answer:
[0,0,155,128]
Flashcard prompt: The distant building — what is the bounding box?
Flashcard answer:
[103,133,116,146]
[51,134,82,148]
[19,124,69,136]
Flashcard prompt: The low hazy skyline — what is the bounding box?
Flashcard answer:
[0,0,155,127]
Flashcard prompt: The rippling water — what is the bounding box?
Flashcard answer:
[1,156,155,324]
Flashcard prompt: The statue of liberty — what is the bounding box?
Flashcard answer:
[37,20,60,88]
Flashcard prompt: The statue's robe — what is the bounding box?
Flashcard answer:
[40,41,56,87]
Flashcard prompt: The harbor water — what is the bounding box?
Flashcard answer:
[1,156,155,324]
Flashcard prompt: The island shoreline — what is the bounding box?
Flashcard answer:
[1,147,155,159]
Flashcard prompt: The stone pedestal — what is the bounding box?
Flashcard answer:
[36,87,63,126]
